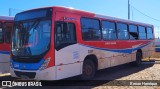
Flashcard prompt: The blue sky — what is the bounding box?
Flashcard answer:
[0,0,160,38]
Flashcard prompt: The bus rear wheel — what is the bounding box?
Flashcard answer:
[81,59,96,80]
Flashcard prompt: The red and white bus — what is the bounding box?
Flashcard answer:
[0,16,14,74]
[10,6,154,80]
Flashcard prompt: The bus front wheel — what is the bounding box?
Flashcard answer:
[81,59,96,80]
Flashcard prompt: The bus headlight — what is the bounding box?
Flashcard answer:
[39,57,50,71]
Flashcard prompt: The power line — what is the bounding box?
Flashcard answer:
[131,6,133,20]
[130,5,160,22]
[131,4,160,39]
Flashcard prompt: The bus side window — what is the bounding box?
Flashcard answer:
[129,25,138,40]
[0,23,3,43]
[117,23,129,40]
[138,26,146,40]
[102,21,116,40]
[146,27,153,39]
[81,17,101,40]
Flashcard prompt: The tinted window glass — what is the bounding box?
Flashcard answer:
[129,25,138,40]
[0,23,3,43]
[147,27,153,39]
[81,18,101,40]
[102,21,116,40]
[68,23,76,41]
[15,8,52,21]
[55,22,76,47]
[138,26,146,39]
[147,28,152,33]
[4,23,13,43]
[117,23,129,40]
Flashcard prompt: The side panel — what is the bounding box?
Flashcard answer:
[55,44,81,80]
[146,40,155,57]
[116,40,132,65]
[0,22,12,74]
[0,49,10,74]
[55,63,81,80]
[0,44,10,74]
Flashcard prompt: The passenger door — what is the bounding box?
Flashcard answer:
[54,12,81,80]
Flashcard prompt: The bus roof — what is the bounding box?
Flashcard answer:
[0,16,14,21]
[95,14,153,27]
[17,6,153,27]
[54,6,153,27]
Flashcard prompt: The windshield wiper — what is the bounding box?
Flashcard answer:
[30,19,40,30]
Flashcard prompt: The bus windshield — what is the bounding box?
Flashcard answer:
[12,20,51,57]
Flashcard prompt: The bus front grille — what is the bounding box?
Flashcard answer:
[14,71,36,79]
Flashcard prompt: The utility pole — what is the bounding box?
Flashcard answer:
[128,0,130,20]
[9,8,11,16]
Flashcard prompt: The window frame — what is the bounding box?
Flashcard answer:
[116,22,129,40]
[101,20,117,40]
[80,17,102,41]
[146,27,153,40]
[67,22,77,43]
[128,24,139,40]
[54,21,77,47]
[138,25,147,40]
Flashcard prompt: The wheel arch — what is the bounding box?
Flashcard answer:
[137,49,143,58]
[83,54,98,71]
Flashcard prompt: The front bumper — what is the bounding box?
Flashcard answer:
[10,67,56,80]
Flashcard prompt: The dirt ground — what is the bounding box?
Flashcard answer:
[151,52,160,58]
[1,59,160,89]
[93,63,160,89]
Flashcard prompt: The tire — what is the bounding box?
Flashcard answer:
[133,51,142,66]
[81,59,96,80]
